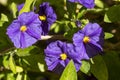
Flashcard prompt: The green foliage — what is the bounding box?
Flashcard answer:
[64,28,79,41]
[19,0,34,15]
[16,73,22,80]
[16,66,23,73]
[66,1,76,19]
[60,60,77,80]
[9,54,16,74]
[90,55,108,80]
[5,72,15,80]
[95,0,105,8]
[104,5,120,23]
[0,13,8,27]
[17,46,47,72]
[9,2,17,18]
[0,0,120,79]
[3,55,9,69]
[17,46,39,57]
[80,60,90,74]
[105,32,114,39]
[102,51,120,80]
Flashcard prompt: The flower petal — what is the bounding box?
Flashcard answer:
[73,31,84,46]
[45,57,59,70]
[85,43,103,58]
[20,32,38,48]
[18,12,39,25]
[74,61,81,72]
[44,41,66,57]
[79,0,95,9]
[82,23,102,36]
[26,24,42,40]
[6,20,21,48]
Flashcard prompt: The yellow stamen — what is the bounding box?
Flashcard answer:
[39,15,46,21]
[83,36,90,43]
[20,26,27,32]
[60,53,67,60]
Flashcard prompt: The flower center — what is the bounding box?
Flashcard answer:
[83,36,90,43]
[20,26,27,32]
[60,53,67,60]
[39,15,46,21]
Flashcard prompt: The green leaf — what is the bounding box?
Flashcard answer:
[3,55,9,69]
[95,0,104,8]
[16,66,23,73]
[17,46,39,57]
[18,46,47,72]
[104,5,120,23]
[102,51,120,80]
[80,60,90,74]
[23,73,29,80]
[22,53,47,72]
[16,73,22,80]
[77,8,86,19]
[90,55,108,80]
[38,62,46,72]
[19,0,34,15]
[60,60,77,80]
[64,28,78,41]
[0,73,5,79]
[66,1,76,19]
[6,72,15,80]
[10,2,17,18]
[9,54,16,74]
[105,32,114,39]
[23,73,28,80]
[0,13,8,21]
[0,13,8,27]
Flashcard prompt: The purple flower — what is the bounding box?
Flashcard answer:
[17,3,24,12]
[73,23,104,58]
[44,41,84,73]
[6,12,42,48]
[76,20,81,27]
[38,2,57,35]
[68,0,95,9]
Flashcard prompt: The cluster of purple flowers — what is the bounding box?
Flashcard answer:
[7,2,56,48]
[7,1,104,73]
[68,0,95,9]
[44,23,104,72]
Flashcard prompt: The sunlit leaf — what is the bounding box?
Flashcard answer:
[80,60,90,74]
[6,72,15,80]
[3,55,9,69]
[0,73,5,79]
[19,0,34,14]
[60,60,77,80]
[38,62,45,72]
[17,46,39,57]
[16,66,23,73]
[0,13,8,27]
[95,0,104,8]
[105,32,114,39]
[16,73,22,80]
[10,2,17,18]
[9,54,16,74]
